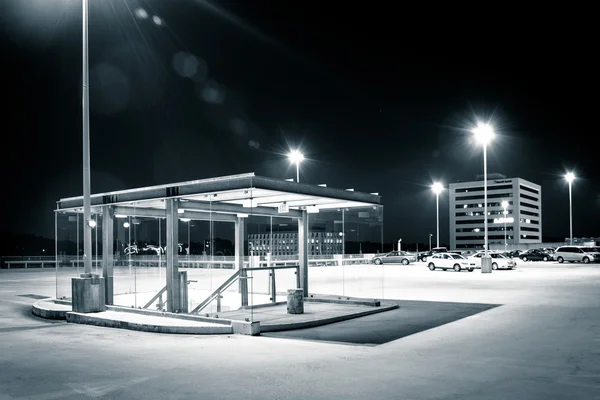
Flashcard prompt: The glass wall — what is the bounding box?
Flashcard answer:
[55,190,385,318]
[55,208,103,300]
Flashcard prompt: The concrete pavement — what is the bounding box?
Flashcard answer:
[1,262,599,399]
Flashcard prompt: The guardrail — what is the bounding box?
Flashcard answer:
[1,254,375,269]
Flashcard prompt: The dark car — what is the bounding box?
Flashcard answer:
[519,249,553,262]
[506,249,524,258]
[417,251,432,262]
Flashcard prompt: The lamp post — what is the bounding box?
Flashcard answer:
[502,200,509,253]
[431,182,443,249]
[288,150,304,183]
[565,172,575,245]
[429,233,432,251]
[472,122,495,273]
[82,0,93,275]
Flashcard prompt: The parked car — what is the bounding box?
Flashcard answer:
[506,249,524,258]
[372,251,417,265]
[554,246,600,264]
[419,247,460,262]
[417,251,432,262]
[468,251,517,270]
[427,253,476,272]
[519,249,553,262]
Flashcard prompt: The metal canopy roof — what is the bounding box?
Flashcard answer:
[57,173,382,220]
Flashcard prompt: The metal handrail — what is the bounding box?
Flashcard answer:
[143,285,167,309]
[190,270,241,314]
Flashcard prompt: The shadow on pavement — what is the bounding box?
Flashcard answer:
[261,300,501,346]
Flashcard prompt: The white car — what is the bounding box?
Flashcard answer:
[468,251,517,270]
[427,253,476,272]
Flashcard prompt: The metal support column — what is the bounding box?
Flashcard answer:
[235,217,248,305]
[101,206,114,305]
[298,210,308,296]
[166,199,181,312]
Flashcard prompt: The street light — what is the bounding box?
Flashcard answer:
[398,238,402,252]
[472,121,495,273]
[501,200,509,253]
[431,182,444,249]
[288,150,304,183]
[429,233,432,251]
[81,0,93,275]
[565,172,575,245]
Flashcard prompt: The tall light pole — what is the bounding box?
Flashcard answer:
[288,150,304,183]
[429,233,432,251]
[431,182,444,249]
[502,200,509,253]
[82,0,93,275]
[472,122,495,273]
[565,172,575,245]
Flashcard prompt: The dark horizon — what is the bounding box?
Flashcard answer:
[2,0,598,245]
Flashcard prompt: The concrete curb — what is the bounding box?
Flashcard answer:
[104,305,260,335]
[32,299,260,335]
[32,299,71,320]
[65,312,233,335]
[260,303,399,332]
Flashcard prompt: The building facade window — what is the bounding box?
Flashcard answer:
[449,178,542,249]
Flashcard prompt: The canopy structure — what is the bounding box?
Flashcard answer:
[57,173,381,217]
[56,173,383,313]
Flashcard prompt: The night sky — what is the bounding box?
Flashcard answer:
[2,0,598,244]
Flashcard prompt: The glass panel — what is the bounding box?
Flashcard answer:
[112,204,136,308]
[185,195,242,316]
[307,207,344,296]
[55,211,81,300]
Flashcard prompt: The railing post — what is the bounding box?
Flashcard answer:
[240,269,248,307]
[216,294,222,313]
[157,292,164,311]
[270,268,277,303]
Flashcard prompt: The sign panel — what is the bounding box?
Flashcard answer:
[278,203,289,213]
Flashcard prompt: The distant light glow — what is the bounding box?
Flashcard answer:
[494,217,514,223]
[472,122,495,145]
[135,8,149,19]
[501,200,509,209]
[431,182,444,195]
[565,172,575,183]
[288,150,304,164]
[87,219,97,228]
[180,218,191,222]
[123,222,130,228]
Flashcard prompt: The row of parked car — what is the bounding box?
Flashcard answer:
[503,246,600,264]
[371,245,600,269]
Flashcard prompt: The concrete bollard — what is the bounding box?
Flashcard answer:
[72,273,106,313]
[481,255,493,273]
[287,288,304,314]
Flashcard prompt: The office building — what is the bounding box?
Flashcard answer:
[449,177,542,249]
[248,231,343,257]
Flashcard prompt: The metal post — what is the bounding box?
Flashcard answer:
[481,146,492,273]
[436,193,440,248]
[296,163,300,183]
[342,209,345,255]
[569,182,573,245]
[270,268,276,303]
[503,208,507,253]
[82,0,92,275]
[429,234,432,251]
[484,146,488,255]
[55,208,58,299]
